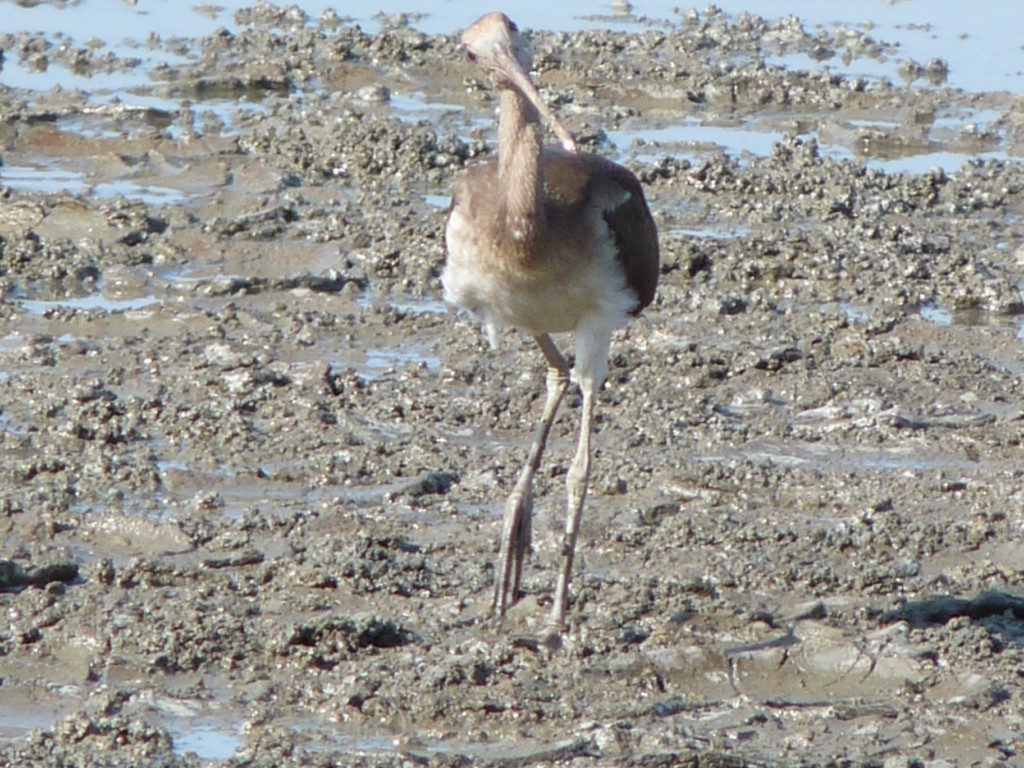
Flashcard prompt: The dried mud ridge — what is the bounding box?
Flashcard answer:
[2,5,1024,767]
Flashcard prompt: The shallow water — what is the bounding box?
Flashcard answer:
[169,721,245,761]
[2,0,1022,202]
[4,0,1022,90]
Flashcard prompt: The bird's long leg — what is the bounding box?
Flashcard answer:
[548,325,612,633]
[492,333,569,618]
[549,373,596,632]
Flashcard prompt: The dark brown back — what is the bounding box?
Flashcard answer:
[542,151,659,315]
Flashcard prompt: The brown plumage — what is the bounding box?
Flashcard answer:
[443,12,659,632]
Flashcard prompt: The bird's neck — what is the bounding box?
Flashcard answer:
[497,88,544,246]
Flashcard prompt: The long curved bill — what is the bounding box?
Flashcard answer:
[492,44,578,154]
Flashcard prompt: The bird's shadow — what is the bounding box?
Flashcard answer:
[884,589,1024,647]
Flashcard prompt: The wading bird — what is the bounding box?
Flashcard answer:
[443,12,659,632]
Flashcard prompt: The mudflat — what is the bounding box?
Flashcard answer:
[2,6,1024,766]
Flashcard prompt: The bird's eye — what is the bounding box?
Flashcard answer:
[466,49,478,63]
[508,21,519,32]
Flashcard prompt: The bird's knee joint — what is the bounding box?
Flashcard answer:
[566,458,591,487]
[546,369,569,390]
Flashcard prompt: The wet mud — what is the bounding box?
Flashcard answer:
[2,5,1024,767]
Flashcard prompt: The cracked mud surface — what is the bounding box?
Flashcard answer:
[2,5,1024,766]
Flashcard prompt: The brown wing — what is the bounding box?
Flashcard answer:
[542,151,660,315]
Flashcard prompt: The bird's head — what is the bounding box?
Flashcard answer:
[461,12,578,153]
[462,12,534,89]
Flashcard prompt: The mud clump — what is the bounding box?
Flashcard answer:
[2,5,1024,767]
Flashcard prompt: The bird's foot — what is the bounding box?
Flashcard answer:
[491,577,520,620]
[492,486,533,616]
[511,628,565,653]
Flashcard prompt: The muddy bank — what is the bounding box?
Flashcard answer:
[2,5,1024,767]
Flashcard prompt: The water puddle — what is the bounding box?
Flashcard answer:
[153,452,419,521]
[0,163,187,204]
[872,149,1011,176]
[607,121,785,165]
[920,302,953,327]
[609,116,1011,175]
[389,92,465,121]
[169,721,244,761]
[181,99,271,139]
[270,721,397,754]
[0,697,81,742]
[837,301,870,325]
[787,299,1022,339]
[18,294,163,316]
[322,339,442,381]
[0,164,89,196]
[361,346,441,378]
[933,108,1006,133]
[2,64,167,101]
[919,301,1024,338]
[423,193,451,209]
[388,86,493,136]
[710,0,1024,94]
[238,719,606,766]
[90,179,186,205]
[765,52,902,90]
[157,466,317,520]
[726,439,1005,473]
[359,292,449,316]
[670,223,750,240]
